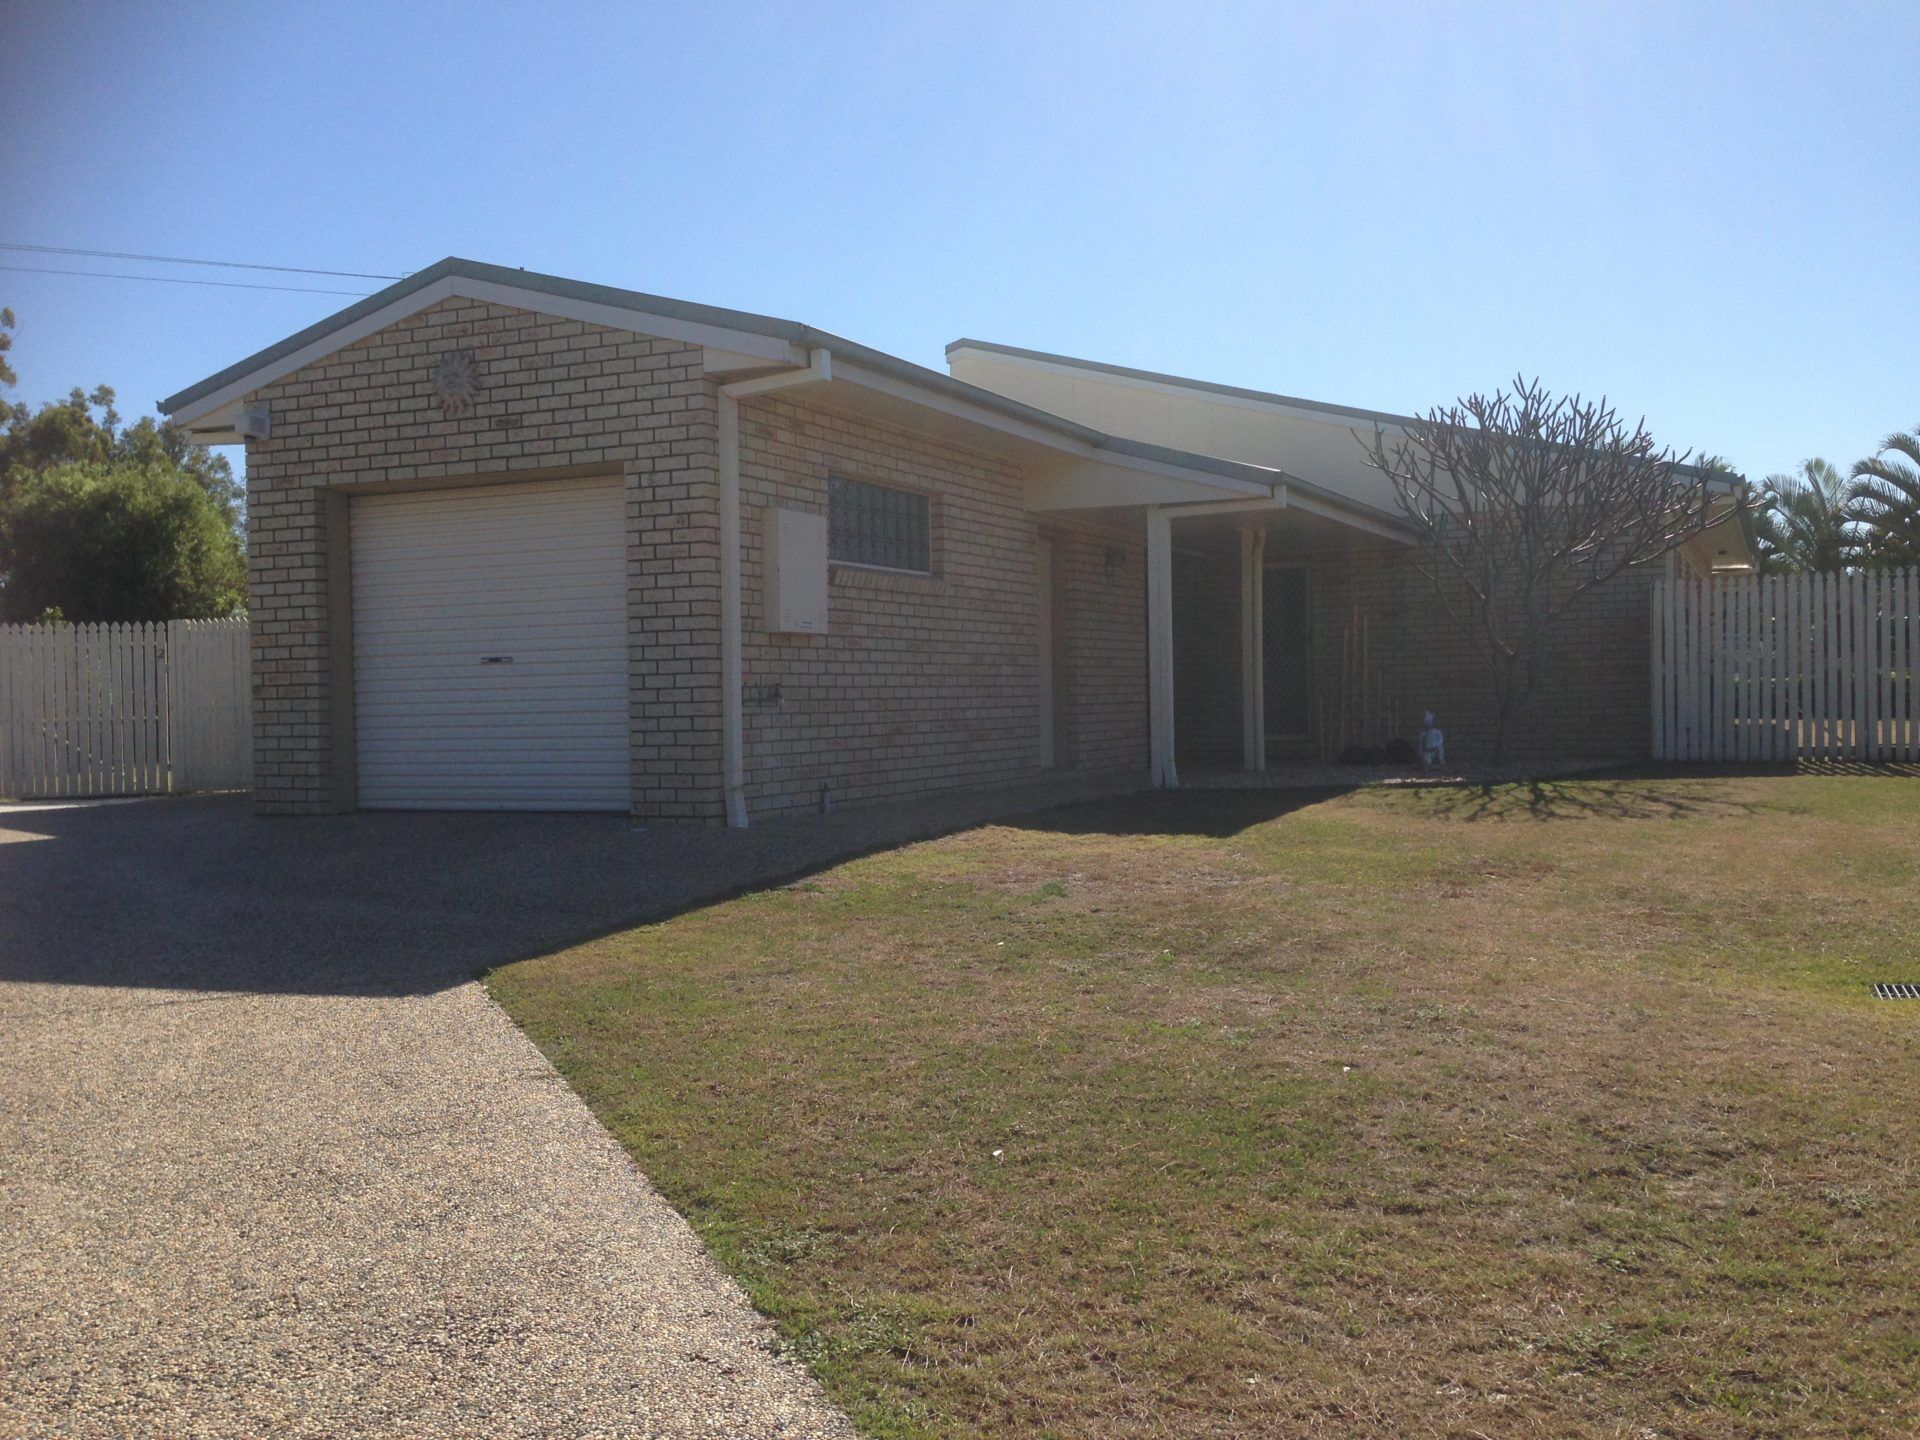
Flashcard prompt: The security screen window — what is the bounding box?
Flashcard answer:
[827,476,931,573]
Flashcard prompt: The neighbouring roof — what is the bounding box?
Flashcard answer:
[946,337,1426,431]
[945,336,1729,483]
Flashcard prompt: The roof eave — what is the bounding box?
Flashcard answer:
[157,258,1285,506]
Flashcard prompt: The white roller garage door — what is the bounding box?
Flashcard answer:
[350,477,630,811]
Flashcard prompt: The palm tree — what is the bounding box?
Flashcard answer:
[1747,458,1855,573]
[1849,425,1920,568]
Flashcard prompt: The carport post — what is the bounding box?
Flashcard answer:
[1147,507,1178,788]
[1155,492,1295,783]
[1240,524,1266,772]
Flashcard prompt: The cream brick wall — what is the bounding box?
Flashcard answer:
[1165,538,1658,764]
[243,297,722,817]
[1172,551,1241,764]
[1304,544,1656,761]
[243,291,1648,816]
[243,298,1149,820]
[735,395,1146,815]
[1051,527,1148,772]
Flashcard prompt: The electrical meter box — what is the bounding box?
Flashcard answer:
[762,507,828,634]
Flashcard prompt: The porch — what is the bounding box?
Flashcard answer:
[1145,498,1419,785]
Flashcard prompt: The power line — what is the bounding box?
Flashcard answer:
[0,263,374,296]
[0,242,402,281]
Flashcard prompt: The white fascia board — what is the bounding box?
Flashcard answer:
[1092,444,1275,499]
[1157,489,1414,542]
[169,276,807,427]
[1027,465,1264,511]
[1159,495,1289,519]
[829,356,1274,502]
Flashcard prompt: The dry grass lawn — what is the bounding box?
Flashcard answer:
[488,772,1920,1439]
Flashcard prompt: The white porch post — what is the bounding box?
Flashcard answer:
[1239,524,1266,771]
[1036,535,1056,770]
[1147,507,1178,787]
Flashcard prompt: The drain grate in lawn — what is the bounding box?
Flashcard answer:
[1872,981,1920,999]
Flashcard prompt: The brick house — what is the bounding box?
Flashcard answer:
[161,258,1747,820]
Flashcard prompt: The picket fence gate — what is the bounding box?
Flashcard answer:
[1651,568,1920,762]
[0,618,251,799]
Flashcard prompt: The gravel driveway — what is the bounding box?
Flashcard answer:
[0,775,1135,1438]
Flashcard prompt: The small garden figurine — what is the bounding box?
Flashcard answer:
[1418,712,1446,769]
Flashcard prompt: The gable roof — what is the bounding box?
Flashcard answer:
[159,257,1285,491]
[161,257,823,419]
[157,258,1428,534]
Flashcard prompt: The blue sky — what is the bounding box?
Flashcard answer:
[5,1,1916,484]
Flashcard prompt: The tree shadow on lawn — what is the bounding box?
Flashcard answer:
[1007,770,1775,836]
[1405,759,1911,823]
[1404,776,1768,823]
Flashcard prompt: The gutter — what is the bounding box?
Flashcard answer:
[715,347,833,828]
[156,258,1293,498]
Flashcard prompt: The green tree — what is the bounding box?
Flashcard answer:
[1,384,242,525]
[1748,458,1854,573]
[0,459,247,623]
[1849,425,1920,568]
[1,384,120,478]
[0,309,247,620]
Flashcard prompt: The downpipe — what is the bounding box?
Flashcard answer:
[716,348,832,828]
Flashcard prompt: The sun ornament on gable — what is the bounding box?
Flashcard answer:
[431,350,481,418]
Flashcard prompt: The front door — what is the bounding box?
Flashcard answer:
[1262,565,1311,739]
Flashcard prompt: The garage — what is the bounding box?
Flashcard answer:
[349,476,630,811]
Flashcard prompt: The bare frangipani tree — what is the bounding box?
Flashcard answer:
[1358,376,1743,762]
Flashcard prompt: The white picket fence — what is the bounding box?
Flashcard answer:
[1652,568,1920,762]
[0,618,251,799]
